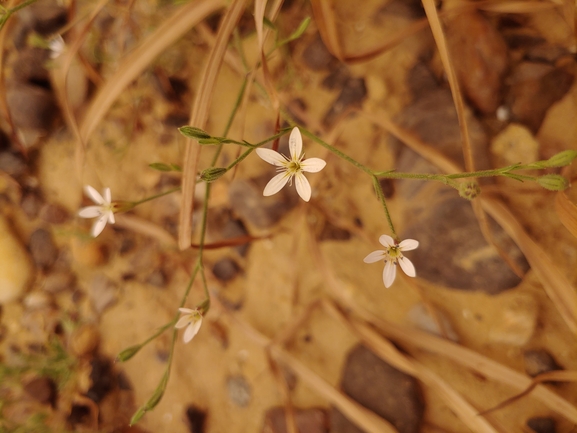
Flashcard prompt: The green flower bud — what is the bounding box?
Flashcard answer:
[200,167,227,182]
[116,345,141,362]
[178,126,212,140]
[536,174,569,191]
[458,181,481,200]
[543,150,577,167]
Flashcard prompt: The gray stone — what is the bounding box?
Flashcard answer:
[89,275,118,314]
[226,375,251,407]
[332,345,424,433]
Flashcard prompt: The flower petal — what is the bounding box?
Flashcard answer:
[288,127,303,161]
[398,256,416,277]
[295,172,312,202]
[363,250,387,263]
[256,148,287,166]
[399,239,419,251]
[84,185,104,205]
[78,206,102,218]
[383,260,396,288]
[183,319,202,343]
[91,214,108,237]
[175,315,190,329]
[179,307,194,314]
[103,187,112,204]
[301,158,326,173]
[263,172,290,196]
[379,234,395,248]
[107,211,115,224]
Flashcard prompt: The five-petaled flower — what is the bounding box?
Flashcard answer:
[256,127,326,202]
[175,308,203,343]
[78,185,116,237]
[364,235,419,288]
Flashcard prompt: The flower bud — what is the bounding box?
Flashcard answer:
[543,150,577,167]
[200,167,227,182]
[116,345,141,362]
[178,126,212,140]
[536,174,569,191]
[458,181,481,200]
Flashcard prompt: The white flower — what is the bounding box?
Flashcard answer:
[256,127,326,202]
[78,185,116,237]
[175,308,203,343]
[48,35,65,59]
[363,235,419,288]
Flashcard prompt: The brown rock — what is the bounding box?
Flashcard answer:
[43,271,75,293]
[526,417,557,433]
[322,77,367,127]
[446,11,508,114]
[301,33,338,71]
[262,407,328,433]
[29,228,58,270]
[6,82,57,130]
[89,275,117,314]
[332,345,424,433]
[39,203,70,224]
[523,349,562,377]
[212,257,241,282]
[12,47,50,84]
[23,377,56,406]
[185,405,207,433]
[70,324,99,357]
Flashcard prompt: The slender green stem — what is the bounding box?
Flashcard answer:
[299,127,373,175]
[131,187,181,206]
[0,0,39,29]
[371,176,397,238]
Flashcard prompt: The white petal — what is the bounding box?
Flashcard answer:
[363,250,387,263]
[399,239,419,251]
[383,260,397,288]
[301,158,326,173]
[103,187,112,204]
[256,148,286,166]
[179,308,194,314]
[175,315,190,329]
[78,206,102,218]
[398,257,416,277]
[263,172,290,196]
[183,319,202,343]
[107,211,115,224]
[295,172,311,202]
[288,127,303,161]
[84,185,104,205]
[91,214,108,237]
[379,234,395,248]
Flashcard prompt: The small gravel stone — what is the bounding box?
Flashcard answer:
[227,375,252,407]
[301,33,338,71]
[212,258,241,282]
[23,377,56,406]
[89,275,118,314]
[39,203,70,224]
[185,405,207,433]
[526,417,557,433]
[0,216,33,303]
[43,271,75,293]
[523,349,561,377]
[6,82,57,130]
[262,407,328,433]
[21,190,43,219]
[29,228,58,270]
[0,151,27,177]
[70,324,100,357]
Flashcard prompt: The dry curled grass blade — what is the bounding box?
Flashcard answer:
[364,111,577,334]
[178,0,247,250]
[310,0,344,61]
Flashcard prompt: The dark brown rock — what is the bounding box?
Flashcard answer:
[23,377,56,406]
[526,417,556,433]
[21,190,43,219]
[301,34,338,71]
[12,47,51,85]
[323,77,367,127]
[0,151,27,177]
[6,82,57,130]
[332,345,424,433]
[87,357,115,403]
[20,1,67,35]
[185,405,207,433]
[29,228,57,270]
[39,203,70,224]
[523,349,562,377]
[262,407,328,433]
[212,257,241,282]
[446,11,508,114]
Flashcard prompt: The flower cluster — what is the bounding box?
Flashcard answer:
[364,235,418,288]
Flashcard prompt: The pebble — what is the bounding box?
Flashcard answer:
[523,349,561,377]
[71,238,108,267]
[226,375,252,407]
[526,417,557,433]
[332,344,424,433]
[0,151,27,177]
[301,33,338,71]
[228,178,297,229]
[6,82,57,131]
[43,271,75,293]
[262,407,328,433]
[87,357,115,403]
[212,257,241,282]
[89,275,118,314]
[322,77,367,128]
[0,216,33,304]
[20,190,43,219]
[446,11,508,114]
[69,324,100,357]
[407,303,459,342]
[29,228,58,270]
[185,405,207,433]
[39,203,70,224]
[23,377,56,406]
[488,293,538,346]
